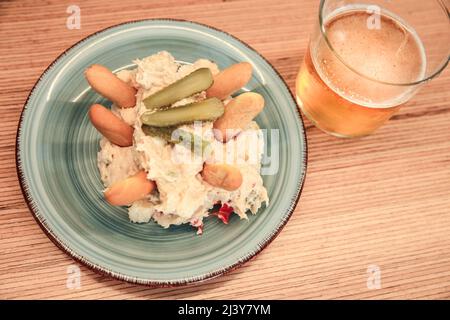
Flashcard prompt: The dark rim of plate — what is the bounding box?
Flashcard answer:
[15,18,308,287]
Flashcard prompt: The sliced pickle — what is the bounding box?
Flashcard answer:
[141,125,177,141]
[141,98,224,127]
[142,125,210,153]
[143,68,214,110]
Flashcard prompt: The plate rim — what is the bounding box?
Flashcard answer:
[15,18,308,287]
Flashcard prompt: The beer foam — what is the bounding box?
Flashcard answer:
[313,5,426,108]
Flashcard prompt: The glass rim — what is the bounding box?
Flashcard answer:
[318,0,450,86]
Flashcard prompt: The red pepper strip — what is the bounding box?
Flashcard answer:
[216,203,234,224]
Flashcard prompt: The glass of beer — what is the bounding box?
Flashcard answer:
[296,0,450,138]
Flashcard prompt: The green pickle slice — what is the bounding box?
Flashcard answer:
[141,125,210,154]
[141,98,224,127]
[141,125,178,142]
[143,68,214,110]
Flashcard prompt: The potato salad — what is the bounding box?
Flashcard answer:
[85,51,268,234]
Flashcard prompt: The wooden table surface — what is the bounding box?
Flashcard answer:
[1,0,449,300]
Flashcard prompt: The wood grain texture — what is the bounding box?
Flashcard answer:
[0,0,449,300]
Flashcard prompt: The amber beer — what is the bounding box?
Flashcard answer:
[296,6,426,137]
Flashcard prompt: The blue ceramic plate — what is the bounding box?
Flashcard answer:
[16,20,307,286]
